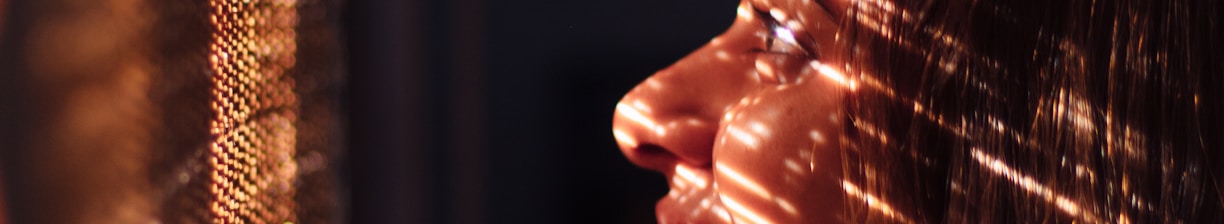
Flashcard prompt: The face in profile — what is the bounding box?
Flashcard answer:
[613,0,852,222]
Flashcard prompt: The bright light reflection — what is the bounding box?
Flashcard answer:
[748,121,771,137]
[631,99,653,114]
[810,61,857,90]
[671,174,689,189]
[616,102,665,135]
[776,197,799,216]
[721,195,772,224]
[842,180,912,223]
[611,128,636,147]
[784,159,805,174]
[675,165,709,189]
[712,203,733,222]
[773,26,798,46]
[726,125,761,149]
[737,4,754,20]
[717,162,772,200]
[809,130,826,144]
[971,148,1098,222]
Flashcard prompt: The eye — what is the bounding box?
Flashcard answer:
[764,21,803,54]
[751,8,814,85]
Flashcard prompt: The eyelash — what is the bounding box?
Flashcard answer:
[751,9,815,59]
[748,7,818,85]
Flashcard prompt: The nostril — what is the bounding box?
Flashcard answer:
[635,144,671,158]
[627,143,680,172]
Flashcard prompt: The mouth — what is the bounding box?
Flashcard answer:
[655,163,732,223]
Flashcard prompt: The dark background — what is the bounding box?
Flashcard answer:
[344,0,739,223]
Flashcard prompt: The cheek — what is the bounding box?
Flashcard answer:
[710,83,843,223]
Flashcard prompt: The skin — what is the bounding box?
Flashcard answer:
[613,0,852,223]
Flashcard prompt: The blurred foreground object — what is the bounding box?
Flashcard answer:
[0,0,345,223]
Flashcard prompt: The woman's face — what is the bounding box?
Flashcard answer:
[612,0,852,222]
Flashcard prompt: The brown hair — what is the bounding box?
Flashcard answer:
[837,0,1224,222]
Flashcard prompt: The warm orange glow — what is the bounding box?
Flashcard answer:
[970,148,1099,222]
[842,180,912,224]
[721,195,773,224]
[809,61,857,90]
[616,102,664,136]
[717,163,772,200]
[207,0,300,222]
[675,165,710,189]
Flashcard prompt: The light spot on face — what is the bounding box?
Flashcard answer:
[776,197,799,216]
[686,118,705,126]
[784,159,805,174]
[716,50,731,61]
[748,121,771,137]
[675,165,709,189]
[755,60,777,82]
[721,195,772,224]
[737,97,754,108]
[712,203,732,222]
[773,25,799,47]
[612,128,637,147]
[810,60,857,90]
[809,130,826,144]
[725,125,760,149]
[718,162,772,200]
[787,20,804,31]
[737,4,754,21]
[769,8,788,21]
[644,79,663,90]
[616,102,662,136]
[631,99,653,114]
[671,174,689,189]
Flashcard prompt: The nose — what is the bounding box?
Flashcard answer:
[611,34,760,173]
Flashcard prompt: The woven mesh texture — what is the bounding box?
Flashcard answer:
[0,0,343,223]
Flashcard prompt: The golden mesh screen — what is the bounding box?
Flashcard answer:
[207,0,300,222]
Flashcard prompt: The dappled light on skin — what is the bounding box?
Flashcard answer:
[676,164,710,189]
[717,163,773,200]
[616,102,665,136]
[737,3,755,21]
[784,159,805,174]
[617,0,1209,223]
[724,124,762,149]
[612,128,637,148]
[809,130,826,144]
[613,0,847,223]
[810,61,857,90]
[721,195,773,224]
